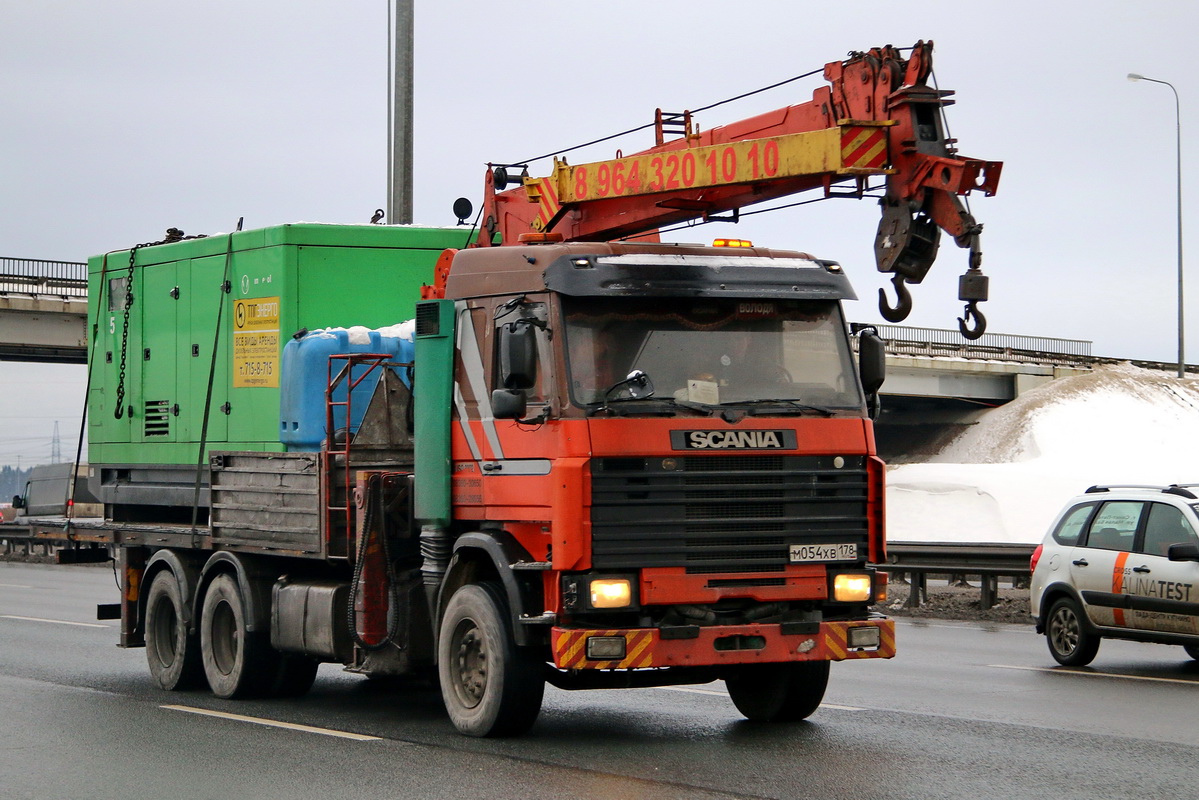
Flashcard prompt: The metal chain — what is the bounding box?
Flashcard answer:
[113,228,205,419]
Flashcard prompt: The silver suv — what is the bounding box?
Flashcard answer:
[1030,485,1199,666]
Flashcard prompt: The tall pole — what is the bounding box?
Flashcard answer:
[390,1,414,224]
[1129,73,1185,377]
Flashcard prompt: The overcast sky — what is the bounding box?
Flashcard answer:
[1,1,1195,466]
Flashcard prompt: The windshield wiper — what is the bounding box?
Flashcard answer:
[718,399,835,417]
[586,396,717,418]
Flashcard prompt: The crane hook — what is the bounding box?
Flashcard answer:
[878,274,913,323]
[957,301,987,340]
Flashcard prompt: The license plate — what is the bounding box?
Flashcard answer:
[788,542,858,563]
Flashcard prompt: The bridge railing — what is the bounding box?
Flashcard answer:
[852,321,1095,366]
[0,257,87,299]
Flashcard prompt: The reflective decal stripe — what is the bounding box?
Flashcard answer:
[451,380,482,460]
[1112,551,1130,626]
[453,302,504,460]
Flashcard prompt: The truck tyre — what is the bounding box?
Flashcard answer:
[144,569,204,690]
[1045,597,1100,667]
[200,573,279,698]
[725,661,830,722]
[438,582,544,737]
[269,655,320,698]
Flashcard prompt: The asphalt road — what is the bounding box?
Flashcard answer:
[3,561,1199,799]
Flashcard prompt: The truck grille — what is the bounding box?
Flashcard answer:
[590,455,868,572]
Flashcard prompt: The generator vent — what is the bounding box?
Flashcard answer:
[143,400,171,437]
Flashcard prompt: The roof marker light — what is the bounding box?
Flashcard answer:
[713,238,753,248]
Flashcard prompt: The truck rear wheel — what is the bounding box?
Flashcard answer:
[438,582,544,737]
[144,569,203,690]
[200,573,278,698]
[725,661,830,722]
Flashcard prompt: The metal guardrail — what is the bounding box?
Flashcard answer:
[0,257,88,298]
[877,542,1036,610]
[2,523,1038,607]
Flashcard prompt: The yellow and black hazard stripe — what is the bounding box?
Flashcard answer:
[553,628,654,670]
[823,620,897,660]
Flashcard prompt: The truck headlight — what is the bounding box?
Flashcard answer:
[833,573,872,603]
[590,578,632,609]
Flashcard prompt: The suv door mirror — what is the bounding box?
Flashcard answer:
[1167,542,1199,562]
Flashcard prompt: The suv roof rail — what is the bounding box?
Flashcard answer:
[1084,484,1198,500]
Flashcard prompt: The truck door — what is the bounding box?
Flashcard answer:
[1068,500,1144,630]
[1124,502,1199,635]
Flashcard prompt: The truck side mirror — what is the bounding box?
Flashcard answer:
[491,388,528,420]
[11,494,23,510]
[499,320,537,390]
[857,328,886,420]
[858,329,886,397]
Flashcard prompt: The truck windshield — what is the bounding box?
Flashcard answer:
[562,297,863,411]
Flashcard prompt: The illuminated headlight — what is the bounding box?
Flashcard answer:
[833,573,872,602]
[589,578,632,609]
[847,626,881,649]
[586,635,627,660]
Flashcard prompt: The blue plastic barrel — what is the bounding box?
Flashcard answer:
[279,323,415,451]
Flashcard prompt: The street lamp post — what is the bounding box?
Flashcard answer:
[1128,72,1186,378]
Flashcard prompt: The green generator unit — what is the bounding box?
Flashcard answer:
[87,223,465,519]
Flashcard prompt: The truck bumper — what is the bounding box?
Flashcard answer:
[551,618,895,670]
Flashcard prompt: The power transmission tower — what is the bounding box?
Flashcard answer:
[51,421,61,464]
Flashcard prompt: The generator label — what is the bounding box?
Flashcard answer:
[233,296,280,388]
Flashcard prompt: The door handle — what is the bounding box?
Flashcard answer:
[1132,565,1151,574]
[1072,559,1089,566]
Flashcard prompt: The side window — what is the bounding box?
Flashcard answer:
[1083,501,1143,551]
[1140,503,1198,557]
[1052,504,1095,545]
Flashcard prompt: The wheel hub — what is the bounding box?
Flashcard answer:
[454,624,488,709]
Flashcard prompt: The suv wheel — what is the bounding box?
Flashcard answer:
[1046,597,1100,667]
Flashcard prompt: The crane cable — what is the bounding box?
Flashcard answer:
[508,67,825,168]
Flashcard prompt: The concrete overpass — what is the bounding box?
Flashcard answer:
[0,255,1184,461]
[0,257,87,364]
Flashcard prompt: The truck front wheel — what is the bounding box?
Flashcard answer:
[725,661,830,722]
[438,582,544,737]
[144,569,203,690]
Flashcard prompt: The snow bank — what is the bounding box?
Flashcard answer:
[887,363,1199,544]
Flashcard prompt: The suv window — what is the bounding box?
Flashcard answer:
[1139,503,1198,556]
[1083,501,1142,551]
[1052,503,1095,545]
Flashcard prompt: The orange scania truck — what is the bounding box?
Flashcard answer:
[73,41,998,736]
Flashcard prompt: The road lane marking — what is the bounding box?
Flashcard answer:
[989,664,1199,686]
[0,614,110,628]
[658,685,865,711]
[0,583,33,588]
[161,705,382,741]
